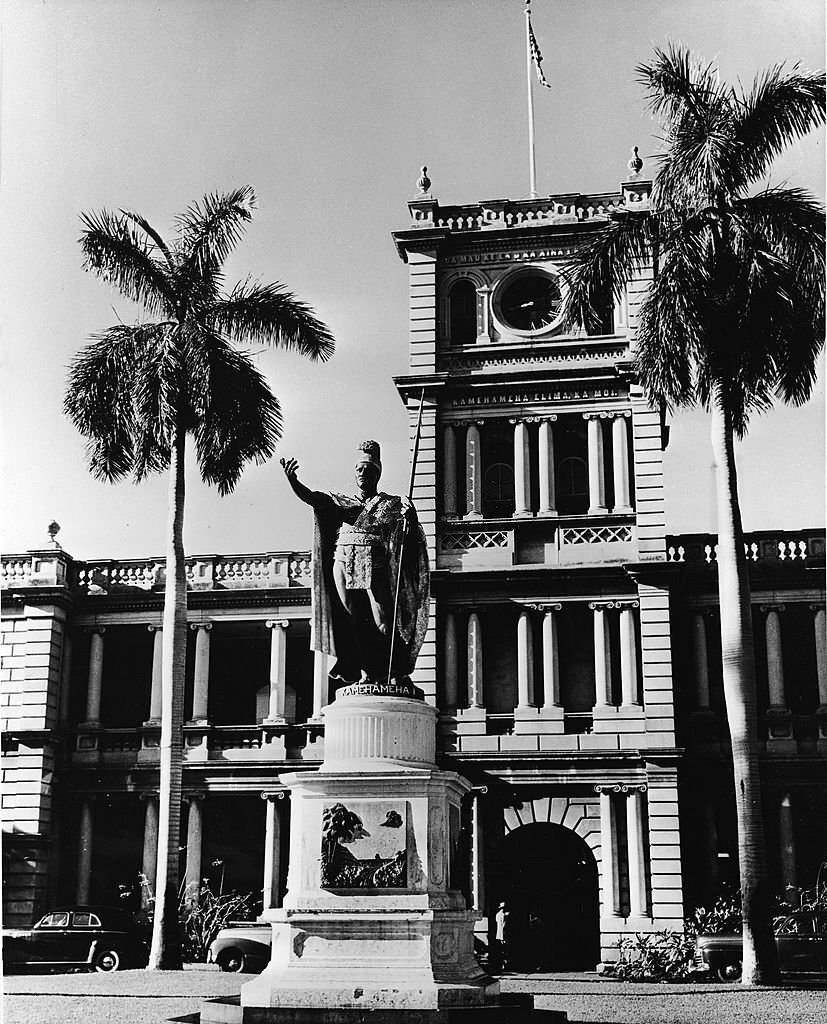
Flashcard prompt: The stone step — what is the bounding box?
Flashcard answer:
[196,996,567,1024]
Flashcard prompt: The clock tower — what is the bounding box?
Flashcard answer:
[393,175,684,965]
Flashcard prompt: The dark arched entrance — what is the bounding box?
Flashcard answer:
[494,822,600,971]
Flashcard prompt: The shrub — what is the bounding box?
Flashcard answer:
[604,930,697,982]
[122,873,256,962]
[686,885,742,936]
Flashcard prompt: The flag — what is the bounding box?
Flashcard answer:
[528,12,552,89]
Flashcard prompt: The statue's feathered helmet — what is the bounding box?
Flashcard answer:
[355,440,381,474]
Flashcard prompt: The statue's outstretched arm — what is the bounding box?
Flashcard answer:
[280,457,330,511]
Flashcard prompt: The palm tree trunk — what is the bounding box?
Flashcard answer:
[147,417,188,970]
[710,383,777,985]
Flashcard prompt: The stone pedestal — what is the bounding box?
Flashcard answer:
[239,691,500,1019]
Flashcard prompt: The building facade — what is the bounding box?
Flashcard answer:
[2,179,825,968]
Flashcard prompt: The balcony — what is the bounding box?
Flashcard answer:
[666,530,824,568]
[437,513,635,570]
[69,721,325,765]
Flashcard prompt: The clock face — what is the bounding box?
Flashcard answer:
[497,271,563,333]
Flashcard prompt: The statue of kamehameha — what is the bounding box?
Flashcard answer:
[281,440,429,693]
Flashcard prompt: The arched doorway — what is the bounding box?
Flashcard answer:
[494,822,599,971]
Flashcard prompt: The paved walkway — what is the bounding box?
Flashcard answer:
[3,968,826,1024]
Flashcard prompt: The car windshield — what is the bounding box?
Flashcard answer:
[37,912,70,928]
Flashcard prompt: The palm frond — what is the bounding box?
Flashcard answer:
[733,189,826,311]
[733,65,826,189]
[175,187,256,280]
[634,235,711,410]
[119,209,176,271]
[80,210,174,314]
[188,331,283,495]
[638,45,744,207]
[560,213,654,332]
[64,324,173,481]
[208,279,335,361]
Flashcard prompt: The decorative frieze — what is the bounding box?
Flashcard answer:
[448,386,622,408]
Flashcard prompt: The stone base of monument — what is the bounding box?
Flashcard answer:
[200,691,561,1022]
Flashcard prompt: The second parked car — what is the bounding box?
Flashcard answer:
[694,909,827,980]
[207,922,272,973]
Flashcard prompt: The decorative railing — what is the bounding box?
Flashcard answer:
[409,186,652,231]
[666,530,825,567]
[561,525,633,546]
[97,729,142,753]
[440,529,511,552]
[1,551,312,593]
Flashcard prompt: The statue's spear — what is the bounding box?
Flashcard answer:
[387,387,426,687]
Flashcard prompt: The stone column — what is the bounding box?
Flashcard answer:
[779,793,797,894]
[190,623,212,723]
[464,422,483,519]
[442,424,458,518]
[76,797,94,904]
[811,605,827,707]
[476,285,492,343]
[611,414,633,513]
[443,612,459,708]
[585,415,607,515]
[511,419,532,517]
[145,625,163,725]
[311,650,330,720]
[467,611,484,708]
[140,793,159,906]
[626,788,649,917]
[541,604,562,708]
[597,789,619,917]
[470,787,488,912]
[516,608,535,708]
[261,792,284,911]
[83,627,105,726]
[538,416,557,517]
[619,603,640,707]
[590,604,611,706]
[701,800,720,889]
[763,605,787,708]
[265,620,289,723]
[59,630,73,723]
[692,612,711,710]
[184,793,205,901]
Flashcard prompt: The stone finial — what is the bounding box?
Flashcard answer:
[47,520,62,549]
[627,146,644,177]
[416,165,431,195]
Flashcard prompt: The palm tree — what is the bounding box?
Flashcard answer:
[64,187,334,969]
[563,47,824,984]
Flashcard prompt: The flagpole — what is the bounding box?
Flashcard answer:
[525,0,537,198]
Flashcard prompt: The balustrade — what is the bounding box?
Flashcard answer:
[413,189,652,231]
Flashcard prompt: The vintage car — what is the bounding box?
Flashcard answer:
[207,922,272,973]
[2,905,148,972]
[693,909,827,980]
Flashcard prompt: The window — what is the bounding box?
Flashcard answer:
[584,287,614,336]
[557,456,588,515]
[38,912,70,928]
[449,280,477,344]
[71,912,101,928]
[483,462,514,519]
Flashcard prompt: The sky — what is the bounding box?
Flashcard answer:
[1,0,824,561]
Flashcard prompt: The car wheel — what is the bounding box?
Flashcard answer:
[217,948,247,973]
[716,960,742,982]
[94,949,121,973]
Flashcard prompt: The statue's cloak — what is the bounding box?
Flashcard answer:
[310,491,429,678]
